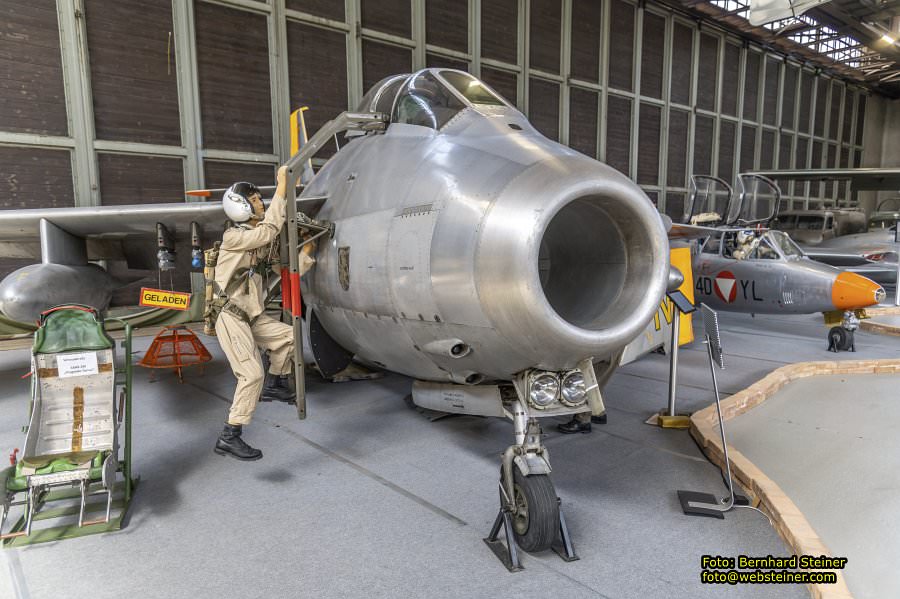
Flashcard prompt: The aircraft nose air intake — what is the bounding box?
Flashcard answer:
[831,271,884,310]
[475,158,669,369]
[539,195,644,330]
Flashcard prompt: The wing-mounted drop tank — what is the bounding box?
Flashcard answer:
[0,219,117,322]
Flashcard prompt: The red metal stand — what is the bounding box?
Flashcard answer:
[137,326,212,383]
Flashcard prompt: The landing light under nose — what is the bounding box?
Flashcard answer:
[526,369,589,410]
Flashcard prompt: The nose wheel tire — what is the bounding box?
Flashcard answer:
[827,326,853,352]
[503,468,559,553]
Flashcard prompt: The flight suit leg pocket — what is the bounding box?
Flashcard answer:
[231,336,253,364]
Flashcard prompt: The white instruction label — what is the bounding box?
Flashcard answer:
[57,352,99,378]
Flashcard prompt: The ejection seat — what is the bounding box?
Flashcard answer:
[0,305,135,545]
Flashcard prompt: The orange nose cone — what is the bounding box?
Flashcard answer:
[831,272,884,310]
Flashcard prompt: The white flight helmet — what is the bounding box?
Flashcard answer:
[223,181,262,223]
[736,230,753,245]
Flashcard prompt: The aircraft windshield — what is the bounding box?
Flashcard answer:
[375,77,407,115]
[701,236,721,254]
[686,176,731,225]
[765,231,803,259]
[732,174,780,225]
[870,215,900,230]
[357,74,408,114]
[749,237,778,260]
[795,215,825,230]
[439,71,506,106]
[392,71,465,129]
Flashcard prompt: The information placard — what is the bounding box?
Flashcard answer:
[139,287,191,311]
[57,352,99,378]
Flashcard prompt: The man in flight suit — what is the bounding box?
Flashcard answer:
[213,166,297,461]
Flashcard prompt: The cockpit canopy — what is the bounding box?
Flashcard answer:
[355,69,509,131]
[685,174,781,227]
[393,70,466,129]
[702,229,804,261]
[356,74,408,115]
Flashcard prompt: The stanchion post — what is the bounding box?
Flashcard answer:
[657,290,695,429]
[895,220,899,307]
[124,322,133,500]
[666,309,681,417]
[676,304,748,517]
[895,260,899,307]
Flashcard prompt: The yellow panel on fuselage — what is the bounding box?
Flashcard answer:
[671,246,694,346]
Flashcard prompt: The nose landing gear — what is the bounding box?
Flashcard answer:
[483,403,578,572]
[827,310,859,352]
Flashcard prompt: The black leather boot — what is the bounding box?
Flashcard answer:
[214,424,263,461]
[260,374,295,404]
[591,412,608,424]
[557,417,592,434]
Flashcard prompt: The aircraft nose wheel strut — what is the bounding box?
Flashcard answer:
[483,415,578,572]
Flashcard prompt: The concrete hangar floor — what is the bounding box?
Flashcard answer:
[1,311,897,599]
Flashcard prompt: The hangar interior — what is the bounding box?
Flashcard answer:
[1,1,900,599]
[4,0,899,217]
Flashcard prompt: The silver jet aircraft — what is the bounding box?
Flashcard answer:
[693,229,884,314]
[0,69,672,560]
[684,175,885,315]
[293,69,671,557]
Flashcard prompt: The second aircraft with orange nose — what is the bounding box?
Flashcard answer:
[693,228,885,314]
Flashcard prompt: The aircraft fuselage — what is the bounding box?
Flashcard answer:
[693,252,882,314]
[300,102,669,383]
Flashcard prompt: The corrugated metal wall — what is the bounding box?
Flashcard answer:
[0,0,871,221]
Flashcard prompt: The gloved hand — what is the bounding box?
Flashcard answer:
[299,253,316,276]
[299,239,317,276]
[274,165,289,199]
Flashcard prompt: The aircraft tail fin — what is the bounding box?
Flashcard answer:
[290,107,315,185]
[184,106,314,199]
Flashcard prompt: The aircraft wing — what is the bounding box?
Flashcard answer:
[802,248,898,285]
[844,264,897,285]
[745,168,900,191]
[0,196,327,256]
[801,248,877,267]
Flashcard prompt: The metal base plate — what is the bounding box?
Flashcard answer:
[677,490,726,518]
[676,490,750,519]
[657,412,692,429]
